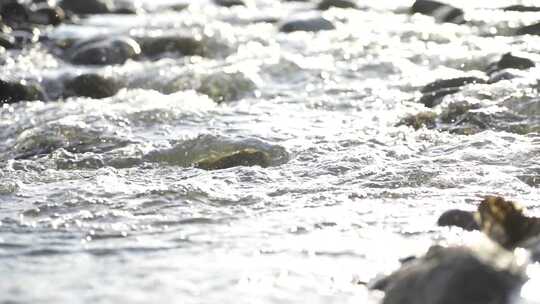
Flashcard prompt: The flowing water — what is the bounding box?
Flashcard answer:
[1,0,540,303]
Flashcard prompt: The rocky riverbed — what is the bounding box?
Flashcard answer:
[1,0,540,303]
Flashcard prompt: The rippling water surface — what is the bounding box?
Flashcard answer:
[1,0,540,303]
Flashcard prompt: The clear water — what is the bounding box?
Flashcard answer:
[1,0,540,303]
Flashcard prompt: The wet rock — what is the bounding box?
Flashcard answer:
[516,22,540,36]
[198,71,256,103]
[317,0,357,10]
[419,77,485,108]
[419,88,459,108]
[503,5,540,12]
[0,79,45,104]
[421,77,485,94]
[196,149,271,170]
[410,0,465,24]
[488,70,518,84]
[0,2,29,26]
[113,8,137,14]
[371,245,524,304]
[139,36,204,58]
[476,196,540,250]
[64,74,121,99]
[67,37,141,65]
[279,17,335,33]
[11,27,40,46]
[488,53,535,75]
[0,32,15,49]
[396,111,436,130]
[58,0,113,14]
[437,209,478,231]
[28,6,65,26]
[214,0,245,7]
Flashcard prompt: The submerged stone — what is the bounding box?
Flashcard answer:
[0,79,45,104]
[196,149,271,170]
[279,17,335,33]
[67,37,141,65]
[410,0,465,24]
[139,36,204,58]
[64,74,121,99]
[419,87,460,108]
[59,0,113,14]
[317,0,357,10]
[371,245,524,304]
[198,72,256,103]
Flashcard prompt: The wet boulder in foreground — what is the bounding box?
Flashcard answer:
[418,76,485,108]
[63,74,121,99]
[317,0,357,10]
[59,0,113,15]
[138,36,204,58]
[28,5,65,26]
[0,79,45,103]
[410,0,465,24]
[67,37,141,65]
[371,246,524,304]
[196,149,271,170]
[279,16,335,33]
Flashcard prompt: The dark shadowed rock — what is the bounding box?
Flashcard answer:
[419,88,460,108]
[67,37,141,65]
[438,209,479,231]
[418,77,485,108]
[503,5,540,12]
[0,79,45,103]
[279,17,335,32]
[516,22,540,36]
[214,0,245,7]
[371,246,524,304]
[59,0,113,14]
[139,36,204,58]
[317,0,357,10]
[410,0,465,24]
[0,32,15,49]
[28,6,65,26]
[488,53,535,75]
[64,74,121,99]
[196,149,271,170]
[421,77,485,94]
[0,2,29,26]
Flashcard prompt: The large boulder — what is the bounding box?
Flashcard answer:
[371,245,524,304]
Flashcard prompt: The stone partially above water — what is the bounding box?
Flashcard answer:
[516,23,540,36]
[418,76,485,108]
[64,74,121,99]
[317,0,357,10]
[371,245,524,304]
[437,209,479,231]
[0,79,45,103]
[214,0,245,7]
[488,53,535,74]
[59,0,113,15]
[67,37,141,65]
[196,149,271,170]
[279,17,335,33]
[138,36,204,58]
[410,0,465,24]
